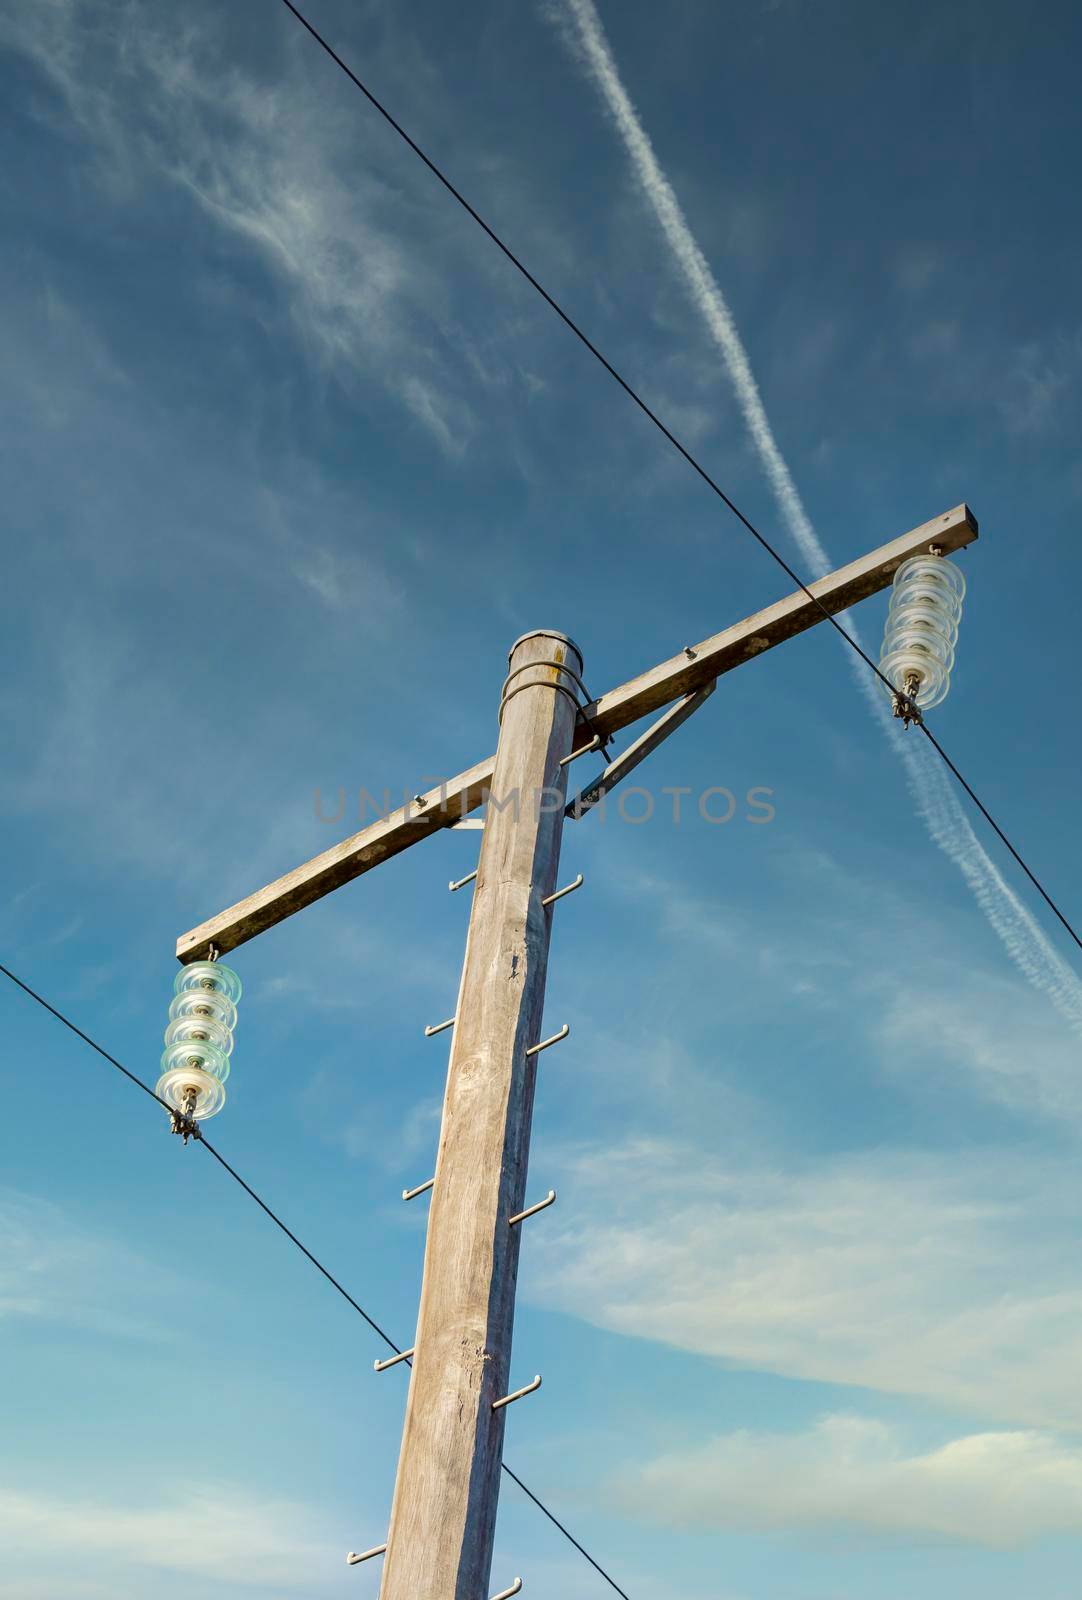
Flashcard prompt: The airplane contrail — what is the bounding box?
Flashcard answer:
[553,0,1082,1033]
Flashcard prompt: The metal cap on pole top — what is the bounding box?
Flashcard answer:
[506,629,583,666]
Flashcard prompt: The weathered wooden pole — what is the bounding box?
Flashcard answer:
[380,629,582,1600]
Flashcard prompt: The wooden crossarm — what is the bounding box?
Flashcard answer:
[176,757,495,962]
[177,503,977,961]
[571,502,977,748]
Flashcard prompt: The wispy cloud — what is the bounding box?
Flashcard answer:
[0,279,413,890]
[551,0,1082,1036]
[0,1189,185,1339]
[529,1138,1082,1430]
[877,976,1082,1124]
[0,0,474,456]
[0,1481,339,1591]
[998,335,1079,438]
[291,542,403,614]
[616,1414,1082,1547]
[584,847,1082,1134]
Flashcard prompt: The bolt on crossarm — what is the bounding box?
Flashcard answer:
[379,629,581,1600]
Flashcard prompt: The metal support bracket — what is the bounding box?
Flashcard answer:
[559,733,600,767]
[509,1190,556,1226]
[492,1374,542,1411]
[424,1016,456,1037]
[891,691,923,728]
[892,672,924,728]
[402,1177,435,1201]
[168,1109,201,1143]
[346,1543,387,1566]
[541,874,583,907]
[567,682,715,820]
[374,1348,414,1372]
[449,868,478,892]
[525,1024,569,1057]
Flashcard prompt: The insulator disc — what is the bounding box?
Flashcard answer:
[164,1015,234,1057]
[887,597,960,644]
[169,990,237,1032]
[160,1036,230,1084]
[174,960,243,1007]
[880,645,952,709]
[889,579,962,620]
[882,622,955,673]
[890,554,966,604]
[156,1064,227,1120]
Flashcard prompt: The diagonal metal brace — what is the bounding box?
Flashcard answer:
[567,682,715,820]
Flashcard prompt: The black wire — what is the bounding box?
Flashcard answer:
[276,1,893,697]
[2,961,634,1600]
[276,0,1082,958]
[917,722,1082,954]
[0,961,171,1110]
[197,1133,407,1354]
[500,1462,632,1600]
[202,1124,633,1594]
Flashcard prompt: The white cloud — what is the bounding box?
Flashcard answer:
[400,374,473,459]
[0,293,410,890]
[550,0,1082,1045]
[998,336,1078,438]
[0,1482,339,1591]
[529,1139,1082,1430]
[0,0,475,456]
[291,543,403,614]
[878,977,1082,1124]
[596,850,1082,1131]
[617,1414,1082,1547]
[0,1189,184,1340]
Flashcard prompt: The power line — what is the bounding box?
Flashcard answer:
[917,723,1081,954]
[275,0,1082,959]
[275,3,887,695]
[0,959,634,1600]
[198,1141,632,1597]
[0,961,171,1109]
[198,1133,407,1354]
[500,1463,630,1600]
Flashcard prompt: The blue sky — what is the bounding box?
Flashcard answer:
[3,0,1082,1595]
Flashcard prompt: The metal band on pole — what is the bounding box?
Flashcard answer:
[497,677,581,726]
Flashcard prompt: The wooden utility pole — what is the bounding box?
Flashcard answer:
[380,629,581,1600]
[173,504,979,1592]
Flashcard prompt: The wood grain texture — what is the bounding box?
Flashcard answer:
[176,504,977,961]
[379,631,580,1600]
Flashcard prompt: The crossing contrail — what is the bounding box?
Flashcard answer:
[552,0,1082,1033]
